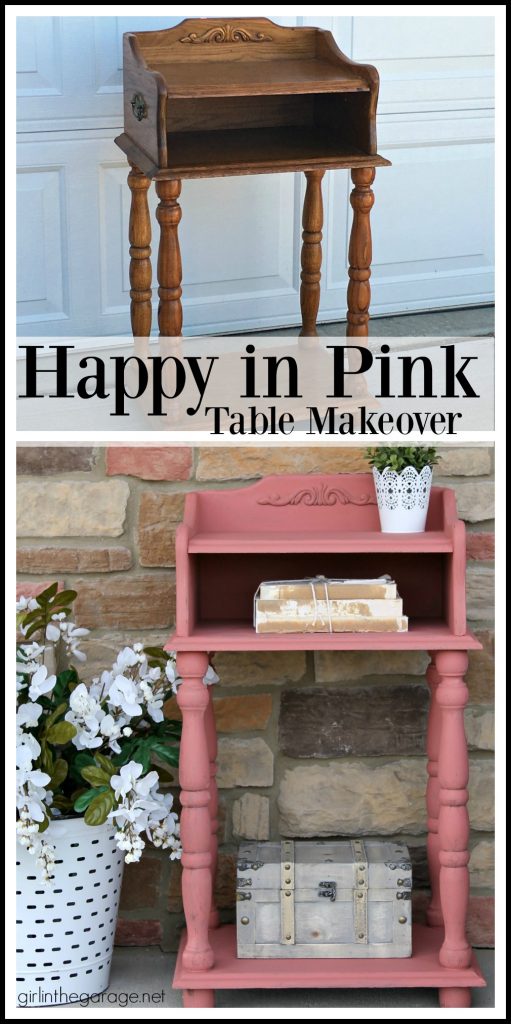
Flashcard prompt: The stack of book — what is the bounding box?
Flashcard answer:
[253,575,408,633]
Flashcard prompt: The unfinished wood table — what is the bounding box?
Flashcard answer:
[166,474,486,1008]
[115,18,390,339]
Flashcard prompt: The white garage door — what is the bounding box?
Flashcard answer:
[16,14,495,337]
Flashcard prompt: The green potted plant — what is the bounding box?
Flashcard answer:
[366,446,438,532]
[16,583,217,1005]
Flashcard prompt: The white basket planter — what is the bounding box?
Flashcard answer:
[16,817,124,1007]
[373,465,433,533]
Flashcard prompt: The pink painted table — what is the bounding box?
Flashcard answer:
[166,474,486,1008]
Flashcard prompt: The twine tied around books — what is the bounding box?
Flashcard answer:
[308,575,334,633]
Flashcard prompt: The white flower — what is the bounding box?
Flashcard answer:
[108,675,143,717]
[28,665,56,701]
[65,683,104,749]
[16,596,39,613]
[165,660,177,692]
[204,664,219,686]
[113,647,144,675]
[100,713,125,754]
[61,621,89,663]
[110,761,144,800]
[16,642,46,676]
[16,702,43,729]
[139,680,164,723]
[46,621,61,642]
[68,682,100,719]
[16,732,41,764]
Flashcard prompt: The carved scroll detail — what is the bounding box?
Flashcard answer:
[258,485,376,508]
[180,25,273,44]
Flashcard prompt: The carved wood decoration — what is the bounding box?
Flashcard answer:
[155,179,183,337]
[258,484,377,507]
[180,25,273,44]
[127,163,152,337]
[299,170,325,338]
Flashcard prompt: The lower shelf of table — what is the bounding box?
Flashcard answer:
[172,924,486,991]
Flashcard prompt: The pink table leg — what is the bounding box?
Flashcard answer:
[425,653,443,928]
[436,650,471,972]
[439,987,471,1008]
[204,684,220,928]
[176,651,214,972]
[183,989,215,1008]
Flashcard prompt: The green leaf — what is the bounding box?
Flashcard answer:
[94,753,115,777]
[68,750,95,783]
[84,789,115,826]
[143,646,168,660]
[49,758,68,789]
[51,668,79,705]
[46,720,77,745]
[151,742,179,767]
[17,607,44,627]
[44,702,68,731]
[38,814,50,833]
[161,720,182,738]
[39,740,53,775]
[81,765,112,787]
[49,589,77,607]
[73,786,108,813]
[130,738,152,773]
[23,621,47,641]
[36,582,59,604]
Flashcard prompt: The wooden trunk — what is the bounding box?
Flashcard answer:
[236,839,412,959]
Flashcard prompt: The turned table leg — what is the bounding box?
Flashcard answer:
[439,987,471,1008]
[176,651,214,971]
[204,685,220,928]
[183,989,215,1008]
[127,164,152,338]
[425,654,443,927]
[436,650,471,970]
[155,179,183,337]
[299,170,325,339]
[347,167,375,339]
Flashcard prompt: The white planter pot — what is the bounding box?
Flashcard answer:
[373,465,433,533]
[16,817,124,1007]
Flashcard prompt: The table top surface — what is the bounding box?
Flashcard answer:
[153,57,371,98]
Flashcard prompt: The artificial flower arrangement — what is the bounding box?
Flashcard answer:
[16,583,218,883]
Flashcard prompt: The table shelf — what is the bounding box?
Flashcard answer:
[188,530,454,554]
[169,620,482,652]
[173,923,486,993]
[164,127,389,179]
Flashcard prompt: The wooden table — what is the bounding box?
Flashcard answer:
[115,18,390,339]
[166,473,486,1008]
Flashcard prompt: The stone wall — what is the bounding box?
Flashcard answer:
[16,444,495,948]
